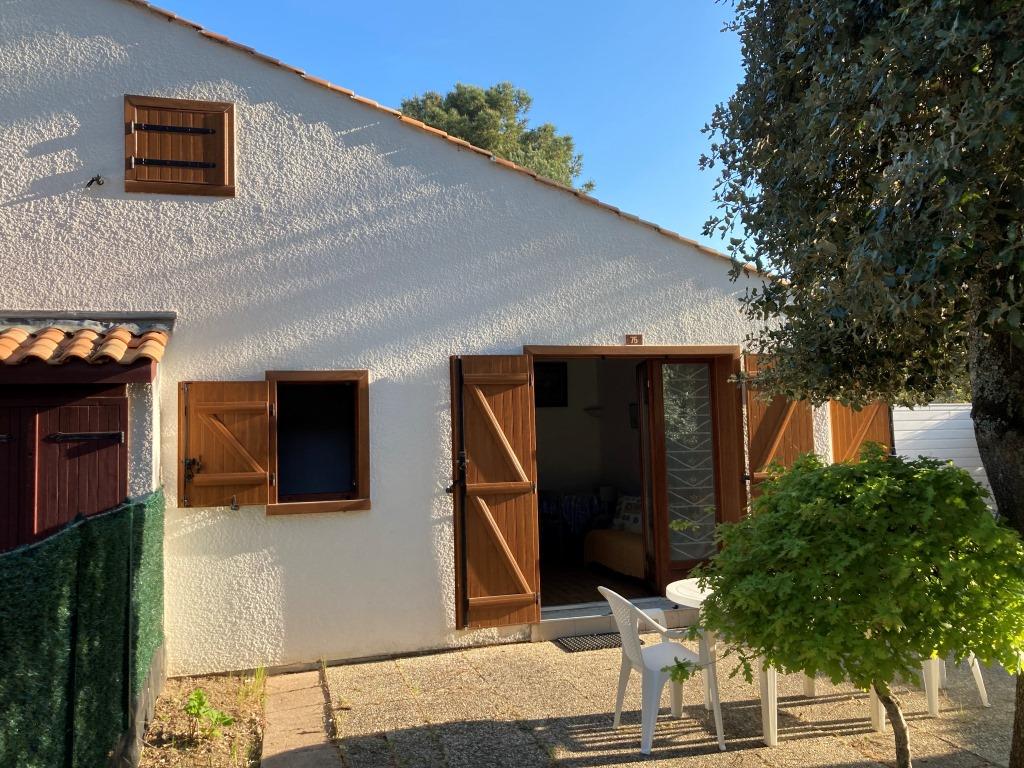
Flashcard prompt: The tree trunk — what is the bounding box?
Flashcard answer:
[968,328,1024,768]
[874,683,912,768]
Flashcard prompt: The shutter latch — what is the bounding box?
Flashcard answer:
[445,450,467,494]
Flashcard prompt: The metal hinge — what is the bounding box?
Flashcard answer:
[129,156,216,170]
[131,122,216,135]
[48,431,124,444]
[270,402,277,418]
[269,472,276,487]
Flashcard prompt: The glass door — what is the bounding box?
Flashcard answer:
[651,361,719,585]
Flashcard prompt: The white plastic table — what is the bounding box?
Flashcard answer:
[666,578,781,746]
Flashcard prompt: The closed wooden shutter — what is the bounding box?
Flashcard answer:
[829,401,892,462]
[451,355,540,628]
[125,95,235,196]
[178,382,270,507]
[744,354,815,492]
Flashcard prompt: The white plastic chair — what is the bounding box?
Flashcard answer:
[599,587,726,754]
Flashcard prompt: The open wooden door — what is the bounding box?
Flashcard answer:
[744,354,815,495]
[829,401,892,461]
[450,355,540,628]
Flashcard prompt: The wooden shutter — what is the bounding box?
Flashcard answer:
[829,401,892,462]
[178,382,270,507]
[33,399,129,538]
[125,95,235,196]
[451,355,540,628]
[744,354,814,492]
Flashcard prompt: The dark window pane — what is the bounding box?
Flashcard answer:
[277,382,355,500]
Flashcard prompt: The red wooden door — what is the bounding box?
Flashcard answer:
[33,400,128,539]
[0,407,23,551]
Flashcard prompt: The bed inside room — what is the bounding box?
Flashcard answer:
[534,358,657,608]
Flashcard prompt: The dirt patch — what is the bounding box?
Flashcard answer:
[139,669,266,768]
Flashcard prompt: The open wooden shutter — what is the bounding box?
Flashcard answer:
[829,401,892,462]
[451,355,540,628]
[744,354,814,493]
[178,381,270,507]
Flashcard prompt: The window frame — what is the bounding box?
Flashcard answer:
[265,370,370,515]
[124,94,236,197]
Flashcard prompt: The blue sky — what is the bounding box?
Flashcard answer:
[158,1,743,250]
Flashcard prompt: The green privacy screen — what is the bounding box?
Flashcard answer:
[0,490,164,768]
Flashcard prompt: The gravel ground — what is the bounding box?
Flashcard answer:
[323,635,1015,768]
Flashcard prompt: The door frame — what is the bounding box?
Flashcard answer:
[523,345,746,593]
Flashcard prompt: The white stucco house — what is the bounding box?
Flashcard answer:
[0,0,895,677]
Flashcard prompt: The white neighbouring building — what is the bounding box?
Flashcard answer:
[0,0,893,677]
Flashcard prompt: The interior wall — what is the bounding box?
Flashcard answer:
[535,358,642,497]
[535,359,602,492]
[597,360,643,495]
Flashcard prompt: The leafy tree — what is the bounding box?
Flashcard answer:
[697,447,1024,768]
[701,2,1024,760]
[402,82,594,192]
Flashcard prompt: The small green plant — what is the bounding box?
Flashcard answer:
[696,445,1024,768]
[183,688,235,740]
[237,666,267,708]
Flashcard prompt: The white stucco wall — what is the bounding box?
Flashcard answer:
[1,0,764,674]
[127,379,159,498]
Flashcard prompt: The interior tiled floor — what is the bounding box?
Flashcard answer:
[325,637,1015,768]
[540,562,654,606]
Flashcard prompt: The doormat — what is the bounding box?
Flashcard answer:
[554,633,642,653]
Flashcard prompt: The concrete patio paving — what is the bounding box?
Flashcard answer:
[322,635,1016,768]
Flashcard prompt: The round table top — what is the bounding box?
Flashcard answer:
[666,577,711,608]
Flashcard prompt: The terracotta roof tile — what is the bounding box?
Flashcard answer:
[0,324,169,366]
[116,0,758,275]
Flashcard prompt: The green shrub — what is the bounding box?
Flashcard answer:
[697,445,1024,767]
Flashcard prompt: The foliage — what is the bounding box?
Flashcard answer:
[183,689,235,740]
[698,447,1024,687]
[0,523,80,768]
[0,491,165,768]
[663,656,699,685]
[702,0,1024,407]
[402,82,594,192]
